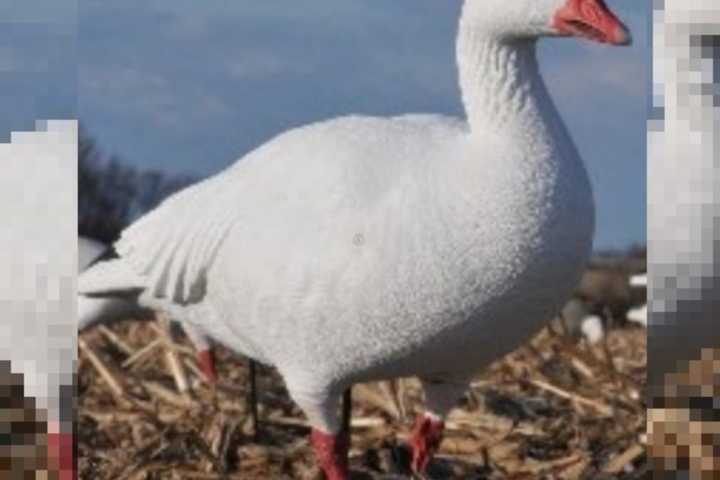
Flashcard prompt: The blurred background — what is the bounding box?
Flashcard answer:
[0,1,77,139]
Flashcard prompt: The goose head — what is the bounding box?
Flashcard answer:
[463,0,631,46]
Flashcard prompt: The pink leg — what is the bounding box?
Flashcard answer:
[311,428,350,480]
[196,349,218,384]
[409,413,445,474]
[47,432,75,480]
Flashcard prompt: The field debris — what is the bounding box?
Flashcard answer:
[79,315,646,479]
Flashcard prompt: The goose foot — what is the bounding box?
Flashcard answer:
[196,349,218,384]
[408,413,444,474]
[311,428,350,480]
[47,432,75,480]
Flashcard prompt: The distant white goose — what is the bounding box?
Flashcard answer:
[79,0,630,477]
[627,272,647,326]
[78,236,219,382]
[560,297,606,343]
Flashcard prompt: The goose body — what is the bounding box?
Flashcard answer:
[125,112,592,377]
[85,108,593,393]
[79,0,630,476]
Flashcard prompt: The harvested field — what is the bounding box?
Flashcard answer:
[78,316,647,479]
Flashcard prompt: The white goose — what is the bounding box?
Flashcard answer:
[79,0,630,477]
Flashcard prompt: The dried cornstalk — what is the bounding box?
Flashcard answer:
[354,383,399,419]
[122,338,163,369]
[142,380,195,409]
[529,378,613,417]
[603,443,645,474]
[157,314,190,394]
[79,336,124,397]
[98,325,136,356]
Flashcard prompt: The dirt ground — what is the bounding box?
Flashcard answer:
[78,315,647,479]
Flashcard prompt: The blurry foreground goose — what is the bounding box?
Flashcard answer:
[79,236,220,383]
[0,121,76,479]
[79,0,630,477]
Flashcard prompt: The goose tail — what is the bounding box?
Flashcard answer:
[78,258,149,331]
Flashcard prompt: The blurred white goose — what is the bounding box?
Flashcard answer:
[79,0,630,477]
[627,273,647,326]
[78,236,219,382]
[648,0,720,388]
[0,121,77,480]
[560,297,606,343]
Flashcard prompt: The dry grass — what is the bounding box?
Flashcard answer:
[78,318,646,479]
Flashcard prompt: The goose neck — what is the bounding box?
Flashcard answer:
[457,19,548,134]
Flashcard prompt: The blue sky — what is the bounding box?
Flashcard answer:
[4,1,648,250]
[0,1,77,138]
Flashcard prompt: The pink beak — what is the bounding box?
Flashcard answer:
[553,0,631,46]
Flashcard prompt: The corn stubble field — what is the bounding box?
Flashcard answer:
[78,301,647,480]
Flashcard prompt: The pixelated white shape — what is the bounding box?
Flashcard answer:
[0,120,77,424]
[648,0,720,383]
[650,1,720,293]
